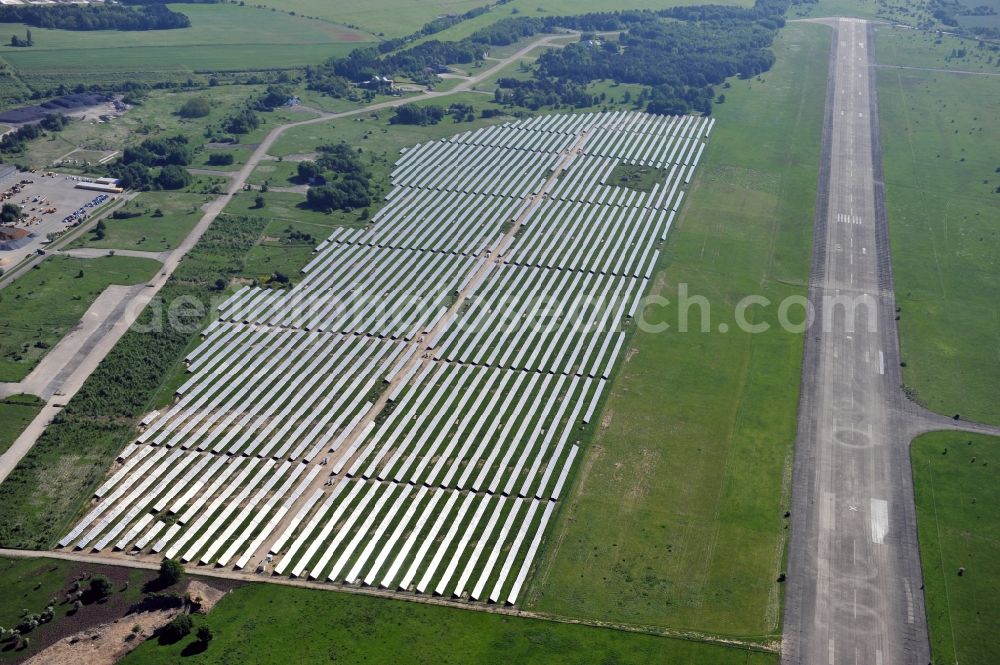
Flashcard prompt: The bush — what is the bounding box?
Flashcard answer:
[89,575,113,601]
[157,164,192,190]
[206,152,234,167]
[177,97,210,119]
[0,202,22,224]
[158,557,184,586]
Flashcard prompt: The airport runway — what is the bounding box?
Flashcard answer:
[782,18,931,665]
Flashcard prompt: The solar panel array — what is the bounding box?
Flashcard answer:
[59,110,713,605]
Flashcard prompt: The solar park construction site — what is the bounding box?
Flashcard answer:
[56,111,711,605]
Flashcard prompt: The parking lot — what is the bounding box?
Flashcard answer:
[0,171,121,271]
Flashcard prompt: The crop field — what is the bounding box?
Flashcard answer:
[912,431,1000,665]
[0,394,43,455]
[403,0,752,44]
[57,110,712,609]
[875,32,1000,425]
[523,21,828,636]
[70,192,212,253]
[0,4,375,89]
[0,255,160,382]
[255,0,750,40]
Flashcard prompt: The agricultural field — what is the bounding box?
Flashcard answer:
[69,192,212,253]
[0,255,160,382]
[0,4,375,90]
[404,0,751,45]
[254,0,750,40]
[0,394,43,455]
[122,581,777,665]
[57,111,713,612]
[911,431,1000,665]
[524,21,828,636]
[875,29,1000,425]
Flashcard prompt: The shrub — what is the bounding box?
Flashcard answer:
[89,575,113,600]
[158,557,184,586]
[177,97,210,118]
[159,613,192,643]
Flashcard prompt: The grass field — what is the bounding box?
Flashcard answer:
[875,29,1000,425]
[13,86,270,170]
[911,431,1000,665]
[0,394,43,455]
[875,26,1000,73]
[0,4,374,82]
[121,583,777,665]
[0,255,160,382]
[69,192,211,253]
[523,21,828,637]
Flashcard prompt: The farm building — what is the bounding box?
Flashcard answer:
[0,226,31,251]
[75,181,123,194]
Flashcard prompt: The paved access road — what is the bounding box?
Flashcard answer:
[782,18,1000,665]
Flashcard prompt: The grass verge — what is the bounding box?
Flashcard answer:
[0,394,43,455]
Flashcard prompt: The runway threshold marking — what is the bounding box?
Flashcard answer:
[878,351,884,375]
[870,498,888,544]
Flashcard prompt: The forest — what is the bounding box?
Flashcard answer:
[307,0,793,116]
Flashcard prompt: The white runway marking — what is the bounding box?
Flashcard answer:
[870,499,888,544]
[829,639,836,665]
[878,351,884,375]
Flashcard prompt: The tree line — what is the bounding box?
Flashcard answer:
[0,4,191,31]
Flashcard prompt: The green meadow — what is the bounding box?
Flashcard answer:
[524,21,829,637]
[0,255,160,382]
[122,582,777,665]
[70,192,212,253]
[912,431,1000,665]
[875,27,1000,425]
